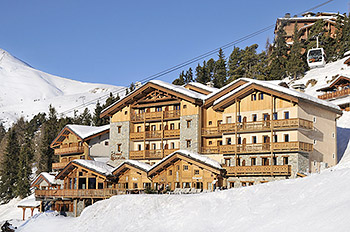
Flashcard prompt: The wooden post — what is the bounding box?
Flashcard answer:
[235,98,238,177]
[31,208,34,217]
[22,208,25,221]
[143,111,146,159]
[270,94,274,176]
[161,110,164,158]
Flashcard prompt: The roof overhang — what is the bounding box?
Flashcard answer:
[112,163,148,178]
[55,161,110,180]
[50,126,83,148]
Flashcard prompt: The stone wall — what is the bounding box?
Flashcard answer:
[180,115,200,153]
[110,121,130,160]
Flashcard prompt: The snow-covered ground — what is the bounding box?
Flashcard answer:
[0,48,124,127]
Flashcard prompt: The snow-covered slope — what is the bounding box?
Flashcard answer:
[0,48,124,127]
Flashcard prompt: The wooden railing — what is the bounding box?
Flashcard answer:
[130,110,180,122]
[217,118,313,133]
[52,162,69,170]
[35,189,118,198]
[318,88,350,100]
[225,165,291,176]
[202,127,221,136]
[201,142,313,155]
[129,149,177,160]
[130,129,180,140]
[54,143,84,155]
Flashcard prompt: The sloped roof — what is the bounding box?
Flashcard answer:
[316,76,350,92]
[185,82,218,94]
[112,160,151,174]
[31,172,61,187]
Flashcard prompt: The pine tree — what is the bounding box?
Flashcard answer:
[16,131,33,198]
[184,68,194,84]
[172,71,185,85]
[38,105,58,173]
[286,23,307,79]
[93,101,104,126]
[0,128,20,202]
[125,88,129,95]
[129,82,135,92]
[195,62,209,84]
[104,92,117,108]
[80,108,92,126]
[227,47,243,82]
[335,13,349,59]
[241,44,259,78]
[212,48,227,88]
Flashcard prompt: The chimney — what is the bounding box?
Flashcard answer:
[206,81,214,88]
[284,13,291,18]
[135,81,142,89]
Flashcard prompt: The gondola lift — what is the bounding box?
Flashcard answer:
[307,36,326,69]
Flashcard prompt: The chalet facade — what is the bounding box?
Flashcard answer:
[275,12,341,44]
[101,78,342,187]
[317,75,350,111]
[50,124,110,170]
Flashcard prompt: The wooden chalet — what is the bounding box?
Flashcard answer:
[112,160,151,194]
[148,150,224,191]
[35,159,117,217]
[50,124,110,170]
[31,172,63,190]
[317,76,350,111]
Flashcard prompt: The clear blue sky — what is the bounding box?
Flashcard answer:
[0,0,348,87]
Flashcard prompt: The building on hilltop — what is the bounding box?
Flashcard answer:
[50,124,110,170]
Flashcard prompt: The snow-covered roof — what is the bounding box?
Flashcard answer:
[212,78,341,112]
[278,16,337,21]
[149,80,206,100]
[344,51,350,57]
[113,160,152,173]
[316,75,350,92]
[67,124,109,140]
[186,82,218,93]
[31,172,59,186]
[18,195,40,208]
[148,150,223,173]
[72,160,114,176]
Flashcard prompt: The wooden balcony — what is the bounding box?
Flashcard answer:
[130,110,180,122]
[218,118,313,133]
[318,88,350,100]
[54,143,84,155]
[202,127,221,137]
[201,141,313,155]
[225,165,291,176]
[130,129,180,140]
[129,149,178,160]
[35,189,118,199]
[52,162,69,170]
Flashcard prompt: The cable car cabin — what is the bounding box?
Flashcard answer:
[307,48,326,68]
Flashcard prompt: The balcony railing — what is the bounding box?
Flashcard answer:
[202,141,313,155]
[54,143,84,155]
[217,118,313,134]
[129,149,178,160]
[130,129,180,140]
[52,162,69,170]
[318,88,350,100]
[225,165,291,176]
[131,110,180,122]
[35,189,118,199]
[202,127,221,136]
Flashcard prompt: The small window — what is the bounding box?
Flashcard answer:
[194,170,199,175]
[237,115,242,123]
[170,123,175,130]
[273,112,278,120]
[151,125,156,131]
[209,141,213,145]
[138,144,142,151]
[252,136,257,144]
[171,142,175,149]
[313,116,316,123]
[137,126,141,132]
[258,93,264,100]
[156,107,162,112]
[251,94,257,101]
[251,158,256,165]
[183,105,187,109]
[273,157,277,165]
[237,137,242,144]
[152,143,156,150]
[104,141,109,146]
[332,132,335,138]
[187,120,192,128]
[117,144,122,152]
[283,157,289,165]
[209,121,212,126]
[313,139,317,145]
[169,170,172,175]
[284,134,289,142]
[226,138,232,145]
[177,165,180,170]
[186,140,192,148]
[183,165,189,171]
[226,116,232,124]
[274,135,278,142]
[117,126,122,133]
[124,111,128,115]
[284,111,289,119]
[252,114,257,122]
[333,153,335,159]
[174,105,180,110]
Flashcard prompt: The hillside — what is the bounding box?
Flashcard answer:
[0,48,124,127]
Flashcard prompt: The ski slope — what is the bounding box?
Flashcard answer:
[0,48,124,127]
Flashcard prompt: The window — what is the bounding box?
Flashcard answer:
[152,143,156,150]
[313,116,316,123]
[169,170,172,175]
[177,165,180,170]
[284,111,289,119]
[183,104,187,109]
[183,165,189,171]
[251,94,257,101]
[236,157,241,166]
[284,134,289,142]
[187,120,192,128]
[159,124,162,130]
[262,157,269,166]
[117,126,122,133]
[156,107,162,112]
[252,136,257,144]
[333,153,335,159]
[273,112,278,120]
[209,121,212,126]
[283,157,289,165]
[229,182,235,188]
[263,113,269,121]
[186,140,192,148]
[138,144,142,151]
[194,170,199,175]
[252,114,257,122]
[124,111,128,115]
[137,126,141,132]
[313,139,317,145]
[258,93,264,100]
[170,123,175,130]
[237,137,242,144]
[226,138,232,145]
[117,144,122,152]
[251,157,256,166]
[332,132,335,138]
[237,115,242,123]
[104,141,109,146]
[209,141,213,145]
[174,105,180,110]
[171,142,175,149]
[151,125,156,131]
[133,183,138,189]
[226,116,232,124]
[273,157,277,165]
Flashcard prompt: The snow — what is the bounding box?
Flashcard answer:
[213,78,341,113]
[149,150,223,172]
[17,197,40,208]
[72,160,114,176]
[31,172,59,185]
[113,160,151,172]
[67,124,109,139]
[0,48,125,128]
[186,82,218,93]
